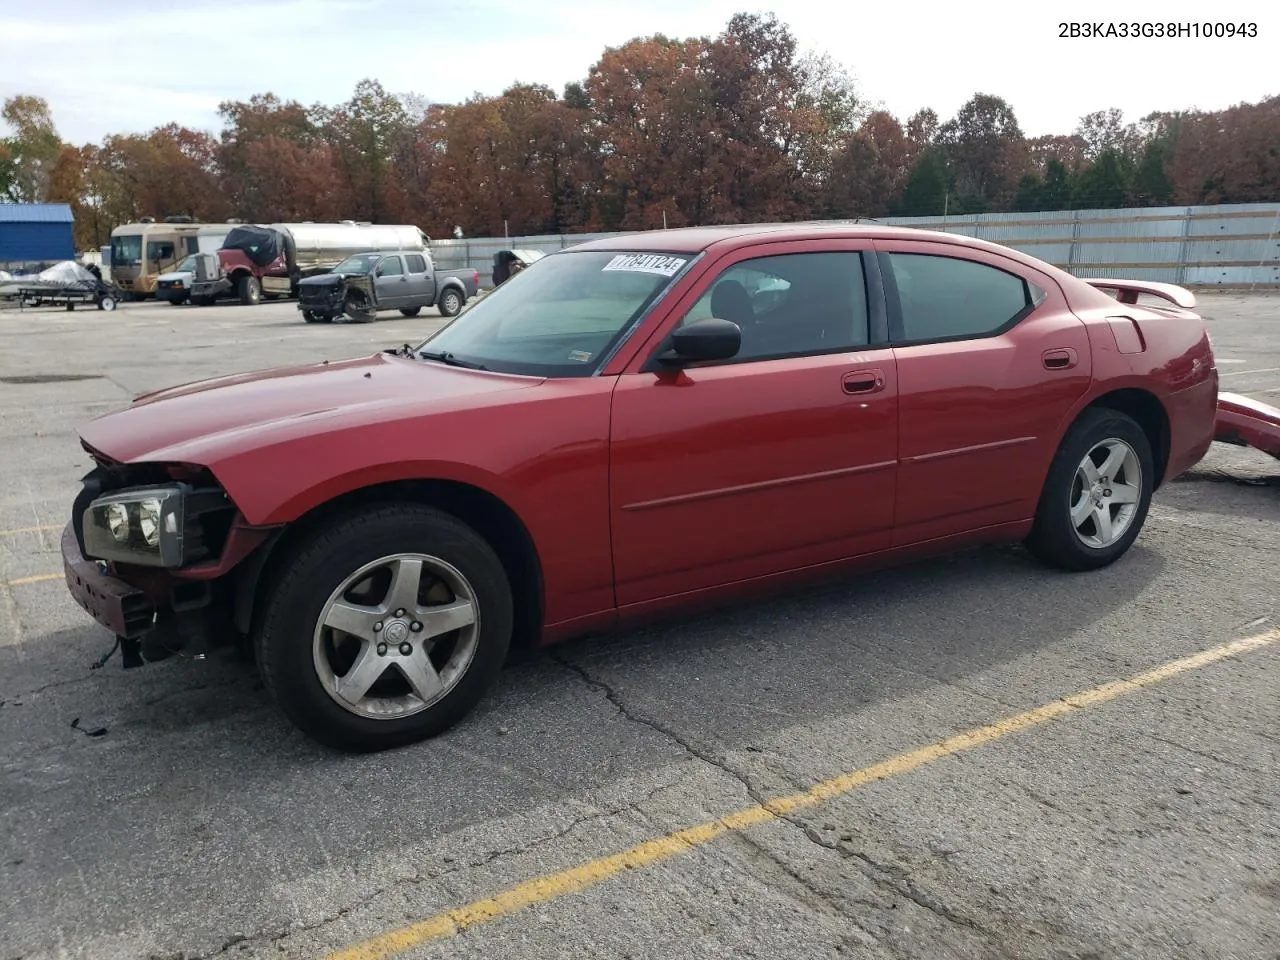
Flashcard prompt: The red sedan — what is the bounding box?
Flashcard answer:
[61,223,1219,751]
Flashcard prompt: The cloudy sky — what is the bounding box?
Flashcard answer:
[0,0,1272,145]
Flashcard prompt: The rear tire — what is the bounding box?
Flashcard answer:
[238,275,261,305]
[1025,407,1154,571]
[254,504,514,752]
[399,306,422,318]
[438,288,463,317]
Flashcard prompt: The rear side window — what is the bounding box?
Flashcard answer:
[405,254,426,273]
[886,253,1037,343]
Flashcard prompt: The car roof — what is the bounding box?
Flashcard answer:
[565,222,990,254]
[565,221,1096,299]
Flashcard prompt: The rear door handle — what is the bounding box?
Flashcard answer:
[842,369,885,394]
[1042,348,1078,370]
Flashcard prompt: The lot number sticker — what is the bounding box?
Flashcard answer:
[602,254,688,277]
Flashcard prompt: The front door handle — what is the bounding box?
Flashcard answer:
[1042,348,1078,370]
[842,369,885,394]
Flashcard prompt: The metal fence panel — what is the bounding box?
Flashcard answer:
[430,202,1280,288]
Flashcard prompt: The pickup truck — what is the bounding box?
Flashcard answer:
[296,250,479,323]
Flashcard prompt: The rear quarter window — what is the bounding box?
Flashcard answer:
[887,253,1041,343]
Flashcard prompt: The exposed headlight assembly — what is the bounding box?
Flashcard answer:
[82,484,229,568]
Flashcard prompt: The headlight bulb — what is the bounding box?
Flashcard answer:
[106,503,129,542]
[139,498,162,547]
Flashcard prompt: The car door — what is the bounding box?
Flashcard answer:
[876,240,1093,546]
[402,252,432,306]
[608,241,899,607]
[373,255,406,308]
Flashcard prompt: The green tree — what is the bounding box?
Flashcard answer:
[894,145,948,216]
[1,95,63,202]
[1071,148,1132,209]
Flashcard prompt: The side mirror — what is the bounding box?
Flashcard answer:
[659,317,741,365]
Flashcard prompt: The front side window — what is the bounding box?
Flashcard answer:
[886,253,1042,343]
[676,251,870,362]
[413,249,692,377]
[377,256,404,277]
[147,240,175,262]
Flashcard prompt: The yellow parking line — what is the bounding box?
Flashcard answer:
[3,573,62,587]
[324,627,1280,960]
[0,524,61,537]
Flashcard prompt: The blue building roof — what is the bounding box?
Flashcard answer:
[0,202,75,224]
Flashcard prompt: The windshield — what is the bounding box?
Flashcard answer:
[173,255,198,273]
[110,234,142,267]
[332,254,381,275]
[413,250,692,377]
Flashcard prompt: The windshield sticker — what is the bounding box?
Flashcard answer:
[601,254,687,277]
[568,350,593,363]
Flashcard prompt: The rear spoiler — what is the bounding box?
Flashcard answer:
[1079,278,1197,310]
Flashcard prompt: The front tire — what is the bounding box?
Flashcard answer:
[1025,407,1154,571]
[254,504,514,752]
[399,306,422,318]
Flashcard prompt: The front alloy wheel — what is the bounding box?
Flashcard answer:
[313,553,480,720]
[255,503,514,751]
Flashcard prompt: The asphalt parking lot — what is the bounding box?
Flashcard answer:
[1,291,1278,960]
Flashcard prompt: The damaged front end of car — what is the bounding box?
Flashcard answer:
[62,443,277,668]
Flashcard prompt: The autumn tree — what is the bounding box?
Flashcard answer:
[824,110,909,219]
[585,33,712,230]
[216,92,340,219]
[1168,96,1280,204]
[93,125,229,224]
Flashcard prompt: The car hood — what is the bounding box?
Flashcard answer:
[79,352,542,466]
[299,273,353,287]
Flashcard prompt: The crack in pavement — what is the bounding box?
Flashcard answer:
[551,652,806,805]
[185,776,683,959]
[786,817,1000,943]
[554,653,1006,944]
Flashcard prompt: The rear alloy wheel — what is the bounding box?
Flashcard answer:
[1025,407,1154,571]
[438,289,463,317]
[255,504,513,751]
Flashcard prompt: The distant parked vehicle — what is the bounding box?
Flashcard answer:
[154,225,235,304]
[108,217,228,299]
[188,222,432,306]
[296,250,479,322]
[492,248,545,286]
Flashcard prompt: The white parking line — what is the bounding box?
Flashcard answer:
[1220,366,1280,378]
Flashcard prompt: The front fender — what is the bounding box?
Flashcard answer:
[237,457,527,527]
